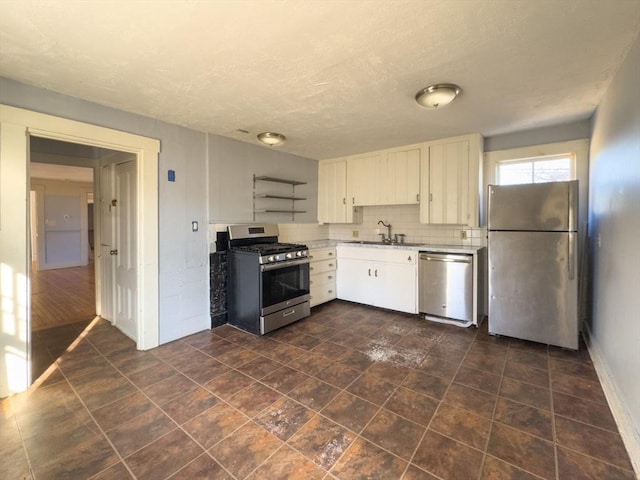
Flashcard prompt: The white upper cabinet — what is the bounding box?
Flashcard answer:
[318,134,481,225]
[387,147,421,205]
[420,134,483,227]
[347,147,420,207]
[318,158,350,223]
[347,152,384,206]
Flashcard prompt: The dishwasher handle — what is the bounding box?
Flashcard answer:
[419,253,471,264]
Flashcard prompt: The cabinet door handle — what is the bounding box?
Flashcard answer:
[368,268,371,276]
[374,269,378,277]
[430,193,433,201]
[416,193,420,202]
[343,197,346,204]
[352,197,355,204]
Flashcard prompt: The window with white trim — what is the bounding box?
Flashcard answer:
[496,154,575,185]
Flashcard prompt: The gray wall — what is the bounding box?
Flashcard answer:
[588,35,640,449]
[208,135,318,224]
[484,119,591,152]
[1,77,210,344]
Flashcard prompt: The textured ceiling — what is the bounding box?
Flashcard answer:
[1,0,639,160]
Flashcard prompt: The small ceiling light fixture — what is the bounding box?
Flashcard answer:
[257,132,286,146]
[415,84,461,108]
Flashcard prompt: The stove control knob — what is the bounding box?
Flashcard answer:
[267,256,275,262]
[286,253,293,259]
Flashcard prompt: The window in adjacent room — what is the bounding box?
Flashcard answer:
[496,154,574,185]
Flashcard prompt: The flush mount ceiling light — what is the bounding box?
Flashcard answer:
[257,132,286,146]
[415,84,461,108]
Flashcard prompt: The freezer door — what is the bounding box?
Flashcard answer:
[488,181,578,232]
[488,231,578,349]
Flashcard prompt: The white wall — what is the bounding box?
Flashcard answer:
[30,178,93,270]
[588,34,640,470]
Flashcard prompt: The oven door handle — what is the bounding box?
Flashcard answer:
[261,258,311,271]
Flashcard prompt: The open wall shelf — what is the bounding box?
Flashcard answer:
[253,175,307,221]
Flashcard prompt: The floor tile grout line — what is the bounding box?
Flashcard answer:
[74,333,214,478]
[21,304,622,478]
[210,312,435,477]
[44,347,138,480]
[91,336,245,480]
[398,325,476,479]
[476,326,511,480]
[546,344,561,480]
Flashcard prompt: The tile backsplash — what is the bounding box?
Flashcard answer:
[208,204,486,252]
[328,204,486,247]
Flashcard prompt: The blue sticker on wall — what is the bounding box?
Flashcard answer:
[168,170,176,182]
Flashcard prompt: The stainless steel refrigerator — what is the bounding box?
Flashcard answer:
[488,180,578,349]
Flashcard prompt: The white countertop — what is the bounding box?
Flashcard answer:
[305,239,484,254]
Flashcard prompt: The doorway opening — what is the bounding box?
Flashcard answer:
[28,138,136,383]
[0,104,160,397]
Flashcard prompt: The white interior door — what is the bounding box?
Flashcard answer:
[114,160,137,340]
[100,164,115,322]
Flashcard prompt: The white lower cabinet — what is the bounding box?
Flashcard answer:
[309,247,337,307]
[336,246,418,314]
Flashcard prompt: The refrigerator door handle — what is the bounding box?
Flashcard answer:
[568,182,576,233]
[568,231,575,280]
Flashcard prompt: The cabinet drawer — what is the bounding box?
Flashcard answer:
[309,258,337,275]
[310,247,336,262]
[310,284,337,307]
[310,271,336,287]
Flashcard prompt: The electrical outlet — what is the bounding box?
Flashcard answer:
[352,230,359,238]
[460,230,468,240]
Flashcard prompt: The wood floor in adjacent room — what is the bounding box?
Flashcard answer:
[31,261,96,331]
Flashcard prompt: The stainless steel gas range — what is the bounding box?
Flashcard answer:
[227,224,310,335]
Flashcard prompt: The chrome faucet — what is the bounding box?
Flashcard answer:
[377,220,392,244]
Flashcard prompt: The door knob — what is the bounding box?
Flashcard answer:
[109,249,118,255]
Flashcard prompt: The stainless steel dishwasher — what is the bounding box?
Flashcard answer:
[419,252,473,323]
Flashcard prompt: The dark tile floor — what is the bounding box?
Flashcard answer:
[1,300,636,480]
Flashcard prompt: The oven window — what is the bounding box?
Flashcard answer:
[262,263,310,308]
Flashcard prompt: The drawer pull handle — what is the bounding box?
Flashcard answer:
[328,263,334,267]
[328,290,333,293]
[310,267,314,271]
[283,309,296,317]
[327,275,333,279]
[328,252,334,256]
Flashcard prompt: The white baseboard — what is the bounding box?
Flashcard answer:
[583,323,640,476]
